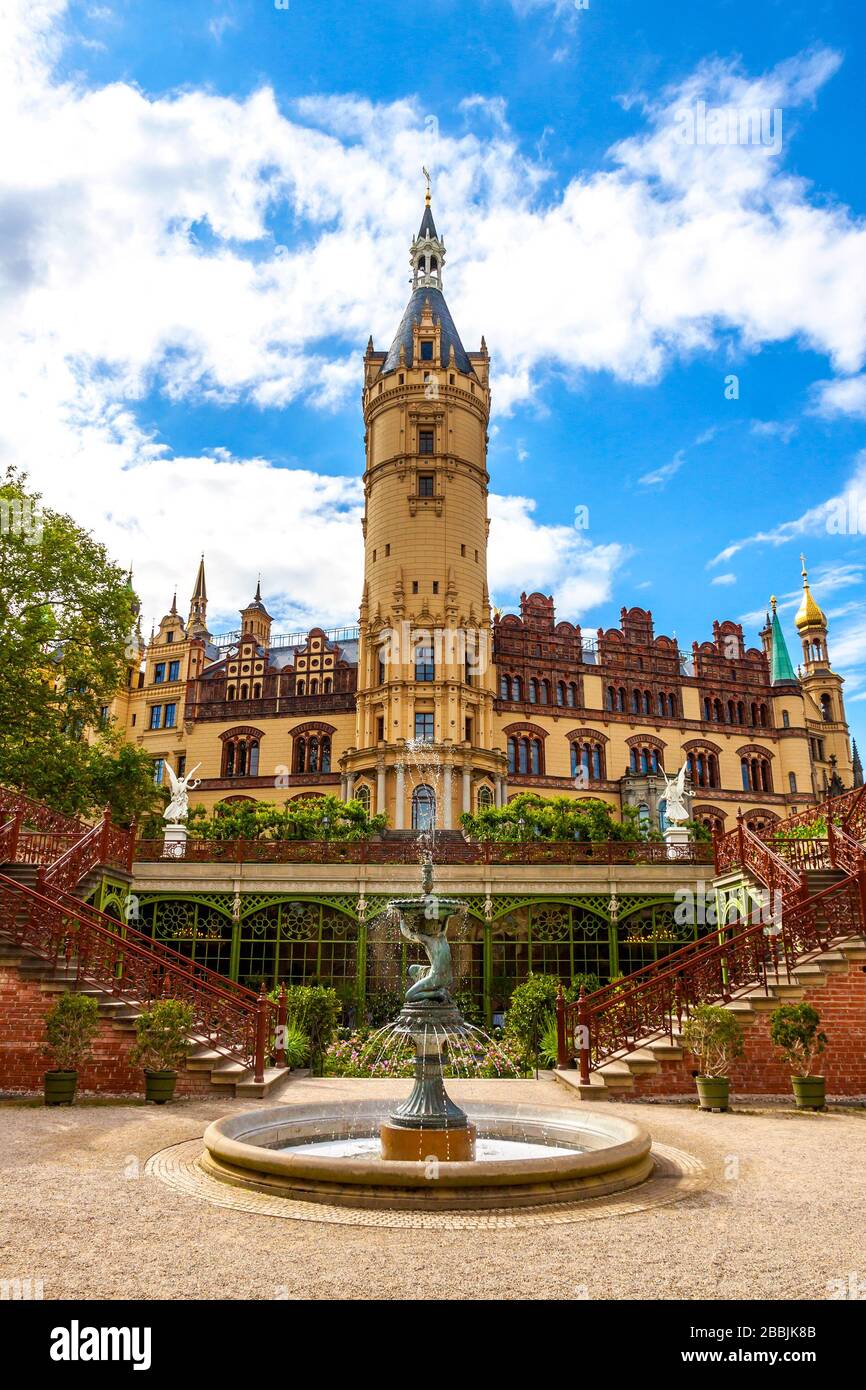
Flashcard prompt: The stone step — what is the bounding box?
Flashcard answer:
[622,1048,662,1076]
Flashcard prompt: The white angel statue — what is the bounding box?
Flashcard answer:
[661,762,690,825]
[163,763,201,824]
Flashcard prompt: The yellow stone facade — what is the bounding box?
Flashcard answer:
[109,198,858,834]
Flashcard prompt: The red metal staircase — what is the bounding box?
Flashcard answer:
[0,789,276,1082]
[557,785,866,1080]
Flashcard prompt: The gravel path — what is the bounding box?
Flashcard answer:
[1,1078,864,1301]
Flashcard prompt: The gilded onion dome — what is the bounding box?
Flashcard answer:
[794,555,826,631]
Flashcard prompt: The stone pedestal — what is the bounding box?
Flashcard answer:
[663,824,690,859]
[380,1120,476,1162]
[162,823,188,859]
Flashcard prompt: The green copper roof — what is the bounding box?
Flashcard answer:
[770,606,797,684]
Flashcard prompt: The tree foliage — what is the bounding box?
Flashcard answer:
[769,1003,827,1077]
[0,470,157,822]
[43,992,101,1072]
[186,794,386,842]
[460,793,643,843]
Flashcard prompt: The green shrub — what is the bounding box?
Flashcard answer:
[278,1025,310,1070]
[681,1004,744,1078]
[44,992,101,1072]
[451,988,484,1028]
[538,1013,561,1069]
[769,1003,827,1077]
[278,984,341,1075]
[504,973,561,1075]
[128,999,194,1073]
[365,988,404,1028]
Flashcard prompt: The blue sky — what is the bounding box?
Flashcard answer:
[3,0,866,748]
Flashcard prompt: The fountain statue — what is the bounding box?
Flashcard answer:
[379,851,477,1161]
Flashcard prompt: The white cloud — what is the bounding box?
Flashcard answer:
[488,494,630,618]
[639,449,686,488]
[712,573,737,586]
[810,375,866,420]
[3,3,866,632]
[751,419,797,442]
[709,454,866,566]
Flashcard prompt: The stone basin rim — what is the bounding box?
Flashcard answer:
[202,1100,651,1190]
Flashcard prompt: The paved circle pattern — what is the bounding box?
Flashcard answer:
[144,1139,708,1229]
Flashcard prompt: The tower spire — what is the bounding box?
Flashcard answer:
[187,553,210,639]
[769,596,797,685]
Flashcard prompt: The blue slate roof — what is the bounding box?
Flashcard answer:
[381,287,475,376]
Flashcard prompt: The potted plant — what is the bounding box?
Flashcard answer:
[43,993,101,1105]
[681,1004,744,1112]
[769,1003,828,1110]
[128,999,194,1103]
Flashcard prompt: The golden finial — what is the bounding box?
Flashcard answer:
[770,595,777,611]
[795,553,826,631]
[422,165,431,206]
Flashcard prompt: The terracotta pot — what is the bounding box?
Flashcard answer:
[695,1075,730,1112]
[44,1071,77,1106]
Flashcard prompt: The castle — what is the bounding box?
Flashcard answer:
[108,192,859,835]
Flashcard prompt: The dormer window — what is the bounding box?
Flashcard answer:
[420,340,434,362]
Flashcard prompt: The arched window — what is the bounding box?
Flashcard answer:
[240,684,249,700]
[657,692,666,718]
[412,784,436,832]
[668,693,677,717]
[727,700,735,723]
[632,689,641,714]
[789,772,797,794]
[529,679,538,704]
[507,738,516,774]
[310,679,319,694]
[477,785,494,810]
[539,680,549,704]
[377,650,386,685]
[221,729,263,779]
[253,683,261,699]
[227,685,236,701]
[296,680,306,696]
[511,676,522,701]
[820,693,832,722]
[567,683,577,708]
[500,674,510,699]
[323,677,332,694]
[617,687,626,712]
[606,686,615,711]
[558,683,567,707]
[295,737,306,773]
[356,784,371,813]
[643,690,652,715]
[704,698,712,721]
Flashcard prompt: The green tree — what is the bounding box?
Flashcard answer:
[0,470,154,820]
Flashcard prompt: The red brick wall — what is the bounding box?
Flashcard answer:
[630,957,866,1098]
[0,965,219,1098]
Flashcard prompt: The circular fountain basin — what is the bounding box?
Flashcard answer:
[201,1100,653,1211]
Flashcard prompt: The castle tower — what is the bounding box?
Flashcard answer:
[343,184,506,828]
[187,554,210,639]
[240,578,272,648]
[794,555,852,787]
